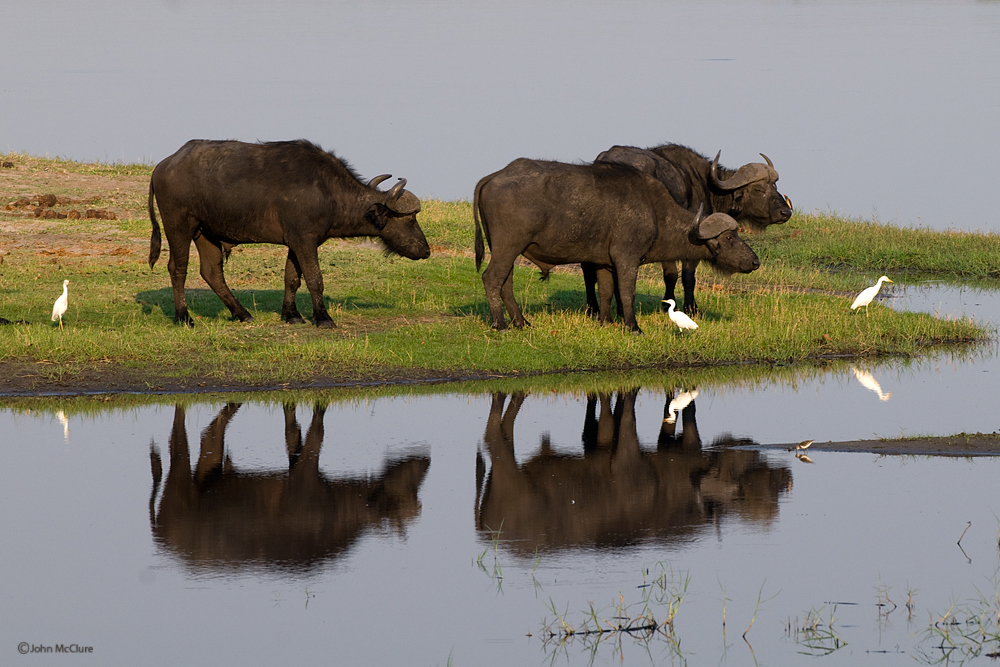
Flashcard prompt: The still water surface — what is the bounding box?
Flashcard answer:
[4,0,1000,232]
[2,343,999,665]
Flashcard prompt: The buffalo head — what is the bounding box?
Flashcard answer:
[367,176,430,260]
[691,209,761,275]
[710,151,793,231]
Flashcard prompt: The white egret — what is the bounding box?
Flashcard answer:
[851,366,892,401]
[850,275,893,315]
[663,387,699,424]
[51,279,69,329]
[56,410,69,443]
[663,299,698,331]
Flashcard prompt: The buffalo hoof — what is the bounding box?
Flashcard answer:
[285,316,307,325]
[238,314,254,323]
[316,319,337,329]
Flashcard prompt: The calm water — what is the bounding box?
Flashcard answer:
[2,375,999,666]
[4,0,1000,232]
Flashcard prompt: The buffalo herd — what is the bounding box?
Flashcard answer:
[147,139,792,332]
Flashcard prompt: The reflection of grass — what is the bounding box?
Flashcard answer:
[475,521,504,592]
[538,562,689,659]
[789,606,847,656]
[917,573,1000,663]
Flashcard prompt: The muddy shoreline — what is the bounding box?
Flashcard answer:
[741,434,1000,457]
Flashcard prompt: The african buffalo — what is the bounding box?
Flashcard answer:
[149,402,430,571]
[473,158,760,333]
[592,144,792,315]
[475,391,791,554]
[148,139,431,327]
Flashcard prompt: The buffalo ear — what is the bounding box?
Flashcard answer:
[365,204,388,230]
[697,212,739,240]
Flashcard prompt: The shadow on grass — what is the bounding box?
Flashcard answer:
[135,288,392,323]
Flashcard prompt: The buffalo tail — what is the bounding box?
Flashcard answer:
[148,181,161,269]
[473,177,487,272]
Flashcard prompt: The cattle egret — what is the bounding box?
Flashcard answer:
[850,275,893,315]
[51,279,69,328]
[663,299,698,331]
[851,366,892,401]
[56,410,69,443]
[663,387,699,424]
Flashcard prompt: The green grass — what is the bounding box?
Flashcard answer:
[0,153,995,393]
[742,210,1000,290]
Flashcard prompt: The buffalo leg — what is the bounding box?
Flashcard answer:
[500,270,529,328]
[680,259,700,314]
[482,252,526,329]
[193,235,253,322]
[614,262,642,334]
[582,263,600,318]
[282,250,307,324]
[287,241,334,328]
[165,235,194,326]
[595,267,616,324]
[660,261,679,313]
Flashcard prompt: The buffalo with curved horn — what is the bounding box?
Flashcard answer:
[148,139,430,327]
[591,144,792,316]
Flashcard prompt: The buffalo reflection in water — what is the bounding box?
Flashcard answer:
[476,390,791,555]
[150,403,430,573]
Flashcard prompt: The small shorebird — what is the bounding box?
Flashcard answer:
[787,439,813,452]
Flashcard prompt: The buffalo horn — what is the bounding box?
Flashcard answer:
[710,150,778,190]
[697,212,739,240]
[385,178,421,214]
[760,153,774,169]
[387,178,407,200]
[368,174,392,189]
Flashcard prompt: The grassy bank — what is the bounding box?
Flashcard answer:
[0,153,995,393]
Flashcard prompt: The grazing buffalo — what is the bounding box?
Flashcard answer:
[148,139,430,327]
[473,158,760,333]
[592,144,792,314]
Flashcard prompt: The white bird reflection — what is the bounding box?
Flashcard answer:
[851,367,893,401]
[663,388,699,424]
[56,410,69,442]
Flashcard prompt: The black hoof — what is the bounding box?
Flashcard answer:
[316,319,337,329]
[285,316,307,325]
